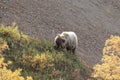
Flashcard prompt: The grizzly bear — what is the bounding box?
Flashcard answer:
[54,31,78,54]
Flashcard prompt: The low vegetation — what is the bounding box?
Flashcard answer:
[0,24,90,80]
[92,35,120,80]
[0,37,33,80]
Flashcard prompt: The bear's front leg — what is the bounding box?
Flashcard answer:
[72,48,76,55]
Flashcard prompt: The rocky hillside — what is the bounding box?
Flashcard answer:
[0,0,120,66]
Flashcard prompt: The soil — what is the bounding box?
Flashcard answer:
[0,0,120,67]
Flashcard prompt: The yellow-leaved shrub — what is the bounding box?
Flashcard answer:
[0,55,33,80]
[0,37,33,80]
[0,38,9,53]
[22,53,54,71]
[92,35,120,80]
[103,35,120,56]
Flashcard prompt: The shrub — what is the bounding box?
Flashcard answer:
[0,24,90,80]
[0,37,33,80]
[92,35,120,80]
[21,51,82,80]
[0,38,9,53]
[22,52,54,72]
[0,24,21,41]
[103,35,120,56]
[0,54,33,80]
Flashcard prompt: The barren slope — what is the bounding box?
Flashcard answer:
[0,0,120,66]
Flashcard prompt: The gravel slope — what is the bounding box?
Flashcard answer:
[0,0,120,66]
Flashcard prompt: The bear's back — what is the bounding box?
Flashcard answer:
[61,31,78,47]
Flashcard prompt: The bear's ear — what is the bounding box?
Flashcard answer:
[57,34,60,37]
[64,33,69,38]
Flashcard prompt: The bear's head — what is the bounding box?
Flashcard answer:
[54,33,68,49]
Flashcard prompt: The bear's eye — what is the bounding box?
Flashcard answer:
[62,39,65,43]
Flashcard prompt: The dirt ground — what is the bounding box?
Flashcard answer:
[0,0,120,67]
